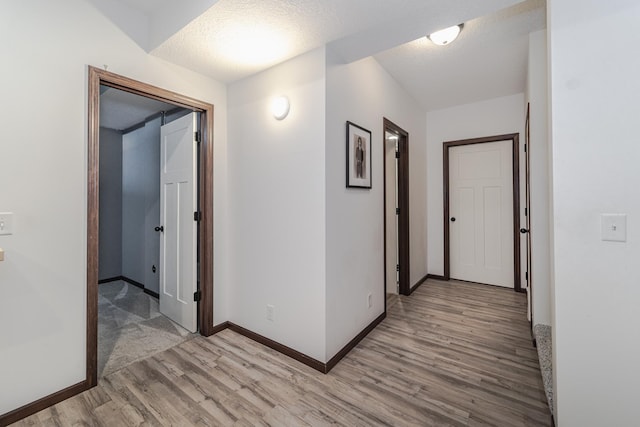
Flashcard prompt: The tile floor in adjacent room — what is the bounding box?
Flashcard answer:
[98,280,194,377]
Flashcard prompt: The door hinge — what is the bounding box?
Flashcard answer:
[194,131,201,143]
[525,271,529,281]
[524,144,527,153]
[396,264,400,272]
[194,290,202,302]
[396,207,400,215]
[525,207,528,216]
[395,151,400,159]
[194,211,201,222]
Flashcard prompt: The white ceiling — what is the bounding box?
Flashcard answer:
[150,0,524,83]
[86,0,220,51]
[91,0,546,112]
[375,0,546,110]
[117,0,176,15]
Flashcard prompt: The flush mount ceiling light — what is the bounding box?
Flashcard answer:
[217,23,290,67]
[428,24,463,46]
[271,96,290,120]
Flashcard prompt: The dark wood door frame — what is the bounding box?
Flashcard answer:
[383,118,411,296]
[443,133,522,292]
[88,66,215,385]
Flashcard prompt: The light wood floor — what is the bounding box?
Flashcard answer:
[14,279,550,426]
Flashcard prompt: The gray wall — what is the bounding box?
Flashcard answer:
[98,127,123,280]
[122,117,161,293]
[119,110,191,294]
[165,108,191,124]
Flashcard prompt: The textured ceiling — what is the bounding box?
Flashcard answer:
[374,0,546,111]
[102,0,544,111]
[150,0,523,83]
[100,87,177,131]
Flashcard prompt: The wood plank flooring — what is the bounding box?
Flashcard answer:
[13,279,550,426]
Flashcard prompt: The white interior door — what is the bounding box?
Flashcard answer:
[159,112,198,332]
[450,140,513,288]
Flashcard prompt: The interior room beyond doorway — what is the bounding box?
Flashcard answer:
[98,86,196,375]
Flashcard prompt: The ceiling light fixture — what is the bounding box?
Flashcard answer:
[271,96,290,120]
[428,24,463,46]
[217,23,290,67]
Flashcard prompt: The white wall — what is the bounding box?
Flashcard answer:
[548,0,640,424]
[227,48,327,362]
[0,0,228,415]
[526,30,551,327]
[426,94,525,277]
[325,50,427,359]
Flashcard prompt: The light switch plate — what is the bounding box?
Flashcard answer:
[601,214,626,242]
[0,212,13,236]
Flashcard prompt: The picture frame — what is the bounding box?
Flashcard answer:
[346,121,372,189]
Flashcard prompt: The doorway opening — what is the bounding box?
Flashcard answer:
[383,118,410,296]
[97,86,198,376]
[87,67,215,387]
[443,133,522,292]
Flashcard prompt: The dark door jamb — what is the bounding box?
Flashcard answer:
[443,133,522,292]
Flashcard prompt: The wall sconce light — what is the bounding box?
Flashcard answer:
[271,96,290,120]
[428,24,463,46]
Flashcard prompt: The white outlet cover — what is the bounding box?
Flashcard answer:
[601,214,627,242]
[0,212,13,236]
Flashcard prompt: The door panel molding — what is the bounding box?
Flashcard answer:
[159,113,198,332]
[443,133,521,292]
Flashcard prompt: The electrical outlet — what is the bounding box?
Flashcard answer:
[267,304,275,321]
[367,293,372,308]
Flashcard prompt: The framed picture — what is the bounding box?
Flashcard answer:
[346,121,372,188]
